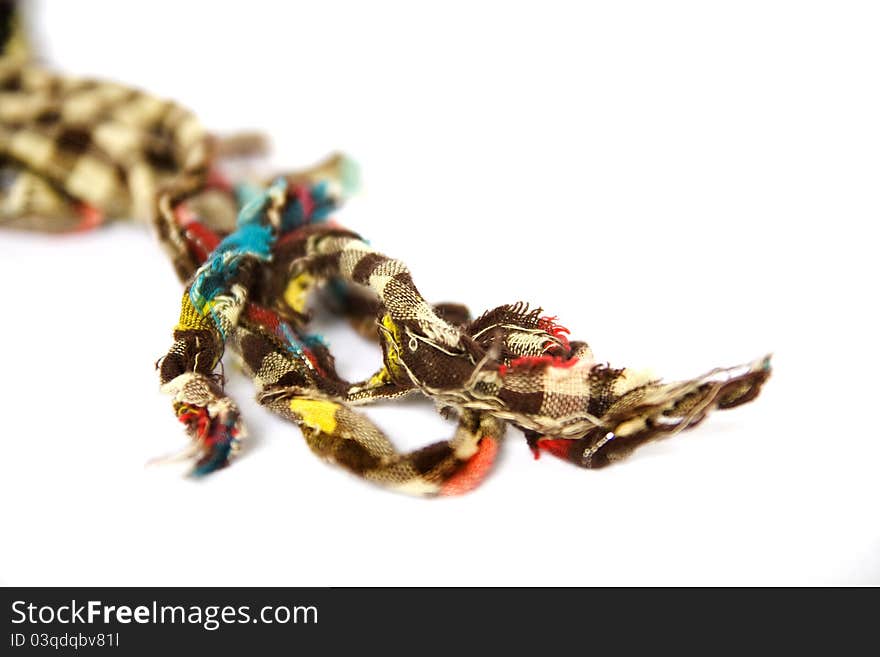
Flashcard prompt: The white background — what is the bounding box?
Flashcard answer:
[1,0,877,585]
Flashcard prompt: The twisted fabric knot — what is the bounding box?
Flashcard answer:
[158,166,771,495]
[1,0,770,496]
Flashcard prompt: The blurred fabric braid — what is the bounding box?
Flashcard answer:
[0,0,266,278]
[1,1,771,495]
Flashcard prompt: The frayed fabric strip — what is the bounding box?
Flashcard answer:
[2,0,771,495]
[157,175,771,494]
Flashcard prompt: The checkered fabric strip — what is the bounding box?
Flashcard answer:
[157,175,770,495]
[3,0,771,496]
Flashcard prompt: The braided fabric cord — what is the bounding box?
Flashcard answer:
[2,2,770,496]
